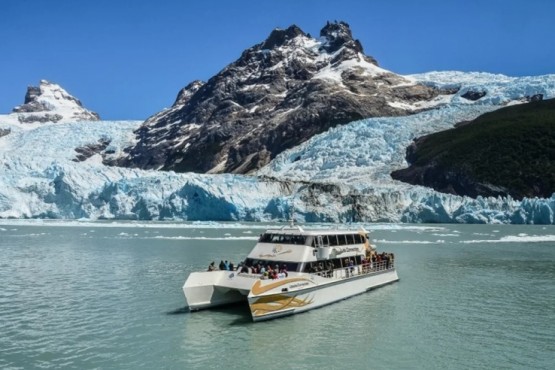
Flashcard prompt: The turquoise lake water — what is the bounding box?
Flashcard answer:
[1,221,554,369]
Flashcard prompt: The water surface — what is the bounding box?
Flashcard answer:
[1,221,553,369]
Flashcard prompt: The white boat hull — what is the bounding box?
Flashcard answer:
[182,225,399,321]
[183,266,398,321]
[247,269,398,321]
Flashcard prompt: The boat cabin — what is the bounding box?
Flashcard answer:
[242,227,374,274]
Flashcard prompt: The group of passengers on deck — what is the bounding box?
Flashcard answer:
[207,260,289,279]
[240,262,289,279]
[206,252,394,278]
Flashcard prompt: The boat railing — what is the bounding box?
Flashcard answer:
[236,271,266,279]
[235,260,394,280]
[312,260,395,279]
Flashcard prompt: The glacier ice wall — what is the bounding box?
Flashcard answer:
[0,72,554,223]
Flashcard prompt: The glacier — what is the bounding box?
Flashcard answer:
[0,71,554,223]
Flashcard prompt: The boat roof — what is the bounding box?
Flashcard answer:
[262,225,369,236]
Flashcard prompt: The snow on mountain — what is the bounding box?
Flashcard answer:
[257,72,555,184]
[0,80,100,124]
[0,72,554,223]
[113,22,438,174]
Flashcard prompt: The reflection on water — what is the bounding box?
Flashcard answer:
[166,306,190,315]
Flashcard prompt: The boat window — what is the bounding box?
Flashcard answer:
[346,234,355,245]
[338,234,348,246]
[334,235,342,246]
[308,236,317,247]
[322,235,329,246]
[354,234,363,244]
[328,235,339,246]
[304,261,332,273]
[271,234,282,243]
[259,233,307,245]
[244,258,299,272]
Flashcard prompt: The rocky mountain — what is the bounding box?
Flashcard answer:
[1,71,554,223]
[113,21,441,174]
[391,98,555,200]
[0,80,100,124]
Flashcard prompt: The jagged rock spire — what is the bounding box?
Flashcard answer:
[174,80,205,106]
[261,25,306,49]
[320,21,361,53]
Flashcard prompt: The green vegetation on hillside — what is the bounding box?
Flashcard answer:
[409,98,555,199]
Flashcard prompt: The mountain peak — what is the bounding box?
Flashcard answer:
[114,21,437,174]
[174,80,205,106]
[7,80,100,124]
[320,21,364,54]
[261,25,306,50]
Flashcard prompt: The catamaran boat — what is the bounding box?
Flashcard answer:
[183,225,399,321]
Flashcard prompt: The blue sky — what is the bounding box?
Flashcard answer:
[1,0,554,120]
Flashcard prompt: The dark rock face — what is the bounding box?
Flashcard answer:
[320,21,366,57]
[261,25,305,49]
[73,138,112,162]
[18,113,63,123]
[392,135,512,198]
[392,132,514,199]
[392,162,511,199]
[14,86,47,112]
[0,128,11,138]
[113,21,439,174]
[392,98,555,200]
[461,90,486,101]
[527,93,543,102]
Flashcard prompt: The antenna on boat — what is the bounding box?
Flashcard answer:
[288,202,295,227]
[283,197,303,232]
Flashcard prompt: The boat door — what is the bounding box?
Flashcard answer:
[316,235,331,259]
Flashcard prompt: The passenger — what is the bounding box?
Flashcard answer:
[219,260,225,270]
[229,262,235,271]
[224,260,230,271]
[207,261,216,271]
[327,262,334,278]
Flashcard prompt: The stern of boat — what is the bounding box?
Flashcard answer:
[183,271,248,310]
